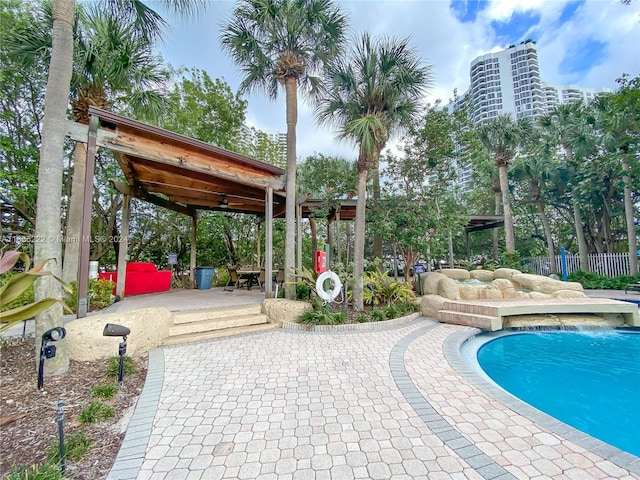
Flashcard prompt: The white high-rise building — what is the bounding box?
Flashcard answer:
[448,41,611,191]
[451,40,611,126]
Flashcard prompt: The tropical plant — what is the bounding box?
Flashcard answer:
[362,268,415,306]
[221,0,348,299]
[0,251,72,333]
[478,114,534,253]
[315,32,432,310]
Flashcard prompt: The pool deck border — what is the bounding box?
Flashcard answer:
[443,328,640,476]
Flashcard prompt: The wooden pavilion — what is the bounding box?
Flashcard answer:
[66,106,286,317]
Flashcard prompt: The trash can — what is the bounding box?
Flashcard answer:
[195,267,215,290]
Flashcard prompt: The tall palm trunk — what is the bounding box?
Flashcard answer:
[492,176,501,260]
[62,142,87,283]
[565,149,589,271]
[372,164,382,259]
[34,0,75,374]
[284,77,297,299]
[352,168,367,310]
[531,181,557,273]
[622,157,638,275]
[497,161,515,252]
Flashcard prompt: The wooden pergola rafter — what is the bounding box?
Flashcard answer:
[67,106,286,317]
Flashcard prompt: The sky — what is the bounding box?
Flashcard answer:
[152,0,640,160]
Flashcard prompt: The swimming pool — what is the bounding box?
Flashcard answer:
[476,330,640,457]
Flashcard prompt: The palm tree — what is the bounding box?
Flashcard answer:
[13,4,169,283]
[14,0,201,374]
[478,114,533,253]
[315,33,432,310]
[539,102,596,271]
[595,89,639,275]
[220,0,347,299]
[63,8,168,283]
[32,0,75,374]
[511,142,559,273]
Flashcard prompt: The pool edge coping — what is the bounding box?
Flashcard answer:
[443,328,640,476]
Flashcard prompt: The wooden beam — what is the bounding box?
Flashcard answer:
[109,179,195,217]
[102,131,285,190]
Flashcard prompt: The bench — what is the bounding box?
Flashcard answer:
[98,262,171,296]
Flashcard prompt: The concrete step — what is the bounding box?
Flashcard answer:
[164,323,279,346]
[169,314,269,337]
[442,301,500,317]
[173,304,263,324]
[437,309,501,331]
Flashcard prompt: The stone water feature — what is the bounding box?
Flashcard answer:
[419,268,639,330]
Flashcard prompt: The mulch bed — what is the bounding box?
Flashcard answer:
[0,336,147,479]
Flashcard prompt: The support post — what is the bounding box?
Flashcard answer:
[265,188,273,298]
[190,213,198,289]
[77,114,98,318]
[297,203,302,271]
[115,194,130,300]
[336,211,341,265]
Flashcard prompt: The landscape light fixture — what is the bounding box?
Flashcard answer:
[102,323,130,382]
[219,196,229,209]
[38,327,66,390]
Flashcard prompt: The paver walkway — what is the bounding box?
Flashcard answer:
[108,317,640,480]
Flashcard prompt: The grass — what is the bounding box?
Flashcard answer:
[90,383,119,400]
[78,402,115,425]
[5,461,63,480]
[46,431,93,463]
[104,356,135,379]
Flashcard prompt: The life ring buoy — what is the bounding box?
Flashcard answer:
[315,271,342,302]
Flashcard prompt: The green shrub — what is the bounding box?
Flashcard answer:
[356,313,369,323]
[500,250,522,270]
[105,356,135,379]
[383,303,401,319]
[66,279,115,313]
[568,271,640,290]
[299,309,346,326]
[296,284,311,300]
[5,461,63,480]
[90,383,119,400]
[213,268,230,288]
[47,431,93,463]
[370,309,386,321]
[78,402,115,425]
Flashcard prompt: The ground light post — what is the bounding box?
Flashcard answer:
[102,323,131,382]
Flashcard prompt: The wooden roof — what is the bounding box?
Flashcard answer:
[465,215,504,232]
[67,107,286,217]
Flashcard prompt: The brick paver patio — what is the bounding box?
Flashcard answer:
[107,317,640,480]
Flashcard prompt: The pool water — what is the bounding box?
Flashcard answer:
[477,330,640,457]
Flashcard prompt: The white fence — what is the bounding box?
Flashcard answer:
[523,253,635,277]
